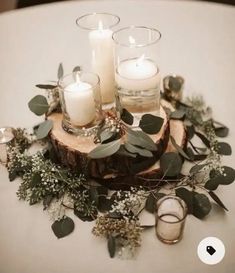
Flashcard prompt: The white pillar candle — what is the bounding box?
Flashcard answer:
[64,81,96,127]
[116,55,160,91]
[89,21,115,104]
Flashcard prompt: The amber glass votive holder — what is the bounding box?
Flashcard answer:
[155,195,187,244]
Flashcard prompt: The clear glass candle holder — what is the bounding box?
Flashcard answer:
[0,127,15,164]
[76,13,120,107]
[155,196,187,244]
[112,26,161,124]
[58,71,103,136]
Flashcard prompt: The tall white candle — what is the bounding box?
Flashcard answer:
[89,21,115,104]
[64,80,96,127]
[115,55,160,91]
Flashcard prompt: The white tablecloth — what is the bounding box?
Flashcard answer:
[0,1,235,273]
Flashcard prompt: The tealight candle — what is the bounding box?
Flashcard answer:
[64,77,96,127]
[116,55,160,91]
[0,127,15,164]
[89,21,115,104]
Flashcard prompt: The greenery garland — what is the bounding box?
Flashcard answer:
[4,64,235,259]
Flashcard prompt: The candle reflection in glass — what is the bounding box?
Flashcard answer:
[155,196,187,244]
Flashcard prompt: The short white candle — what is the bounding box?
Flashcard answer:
[64,80,96,127]
[116,55,160,91]
[89,21,115,104]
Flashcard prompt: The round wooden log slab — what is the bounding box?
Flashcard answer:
[49,100,186,189]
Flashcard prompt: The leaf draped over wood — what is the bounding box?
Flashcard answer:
[28,95,49,116]
[36,120,53,139]
[170,136,190,160]
[88,139,121,159]
[51,216,75,239]
[160,152,183,177]
[139,114,164,134]
[124,143,153,158]
[126,129,157,151]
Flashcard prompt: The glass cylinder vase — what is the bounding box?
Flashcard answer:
[76,13,120,107]
[112,26,161,124]
[58,71,103,136]
[155,196,187,244]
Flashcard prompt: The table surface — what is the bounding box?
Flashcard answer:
[0,1,235,273]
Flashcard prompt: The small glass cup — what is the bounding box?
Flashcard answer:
[76,13,120,107]
[155,196,187,244]
[112,26,161,125]
[0,127,15,164]
[58,71,103,136]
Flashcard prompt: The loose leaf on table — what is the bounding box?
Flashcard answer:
[36,84,57,90]
[57,63,64,79]
[28,95,49,116]
[139,114,164,134]
[160,152,183,177]
[107,235,116,258]
[121,108,134,125]
[88,139,121,159]
[170,109,185,120]
[176,188,211,219]
[208,191,228,211]
[145,193,166,213]
[170,136,190,160]
[205,166,235,190]
[126,129,157,151]
[51,216,75,239]
[217,142,232,156]
[36,120,53,140]
[124,143,153,158]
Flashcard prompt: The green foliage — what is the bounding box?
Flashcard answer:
[36,120,53,139]
[51,216,75,239]
[139,114,164,134]
[28,95,49,116]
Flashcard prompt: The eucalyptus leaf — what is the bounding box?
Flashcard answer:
[214,126,229,138]
[100,130,117,144]
[193,192,211,219]
[36,120,53,140]
[89,188,99,206]
[73,66,81,73]
[36,84,57,90]
[195,132,210,148]
[97,196,112,212]
[74,207,97,221]
[186,125,195,140]
[145,193,165,213]
[139,114,164,134]
[125,143,153,158]
[127,129,157,151]
[28,95,49,116]
[160,152,183,177]
[175,188,193,213]
[116,145,137,158]
[189,163,207,174]
[170,109,185,120]
[57,63,64,79]
[217,142,232,155]
[208,191,228,211]
[170,136,190,160]
[107,235,116,258]
[168,76,182,91]
[51,216,75,239]
[43,195,54,210]
[88,139,121,159]
[121,108,134,125]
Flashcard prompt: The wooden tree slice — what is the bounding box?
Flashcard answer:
[49,101,186,189]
